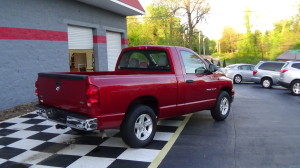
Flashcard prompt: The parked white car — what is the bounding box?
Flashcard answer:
[220,64,255,84]
[278,61,300,95]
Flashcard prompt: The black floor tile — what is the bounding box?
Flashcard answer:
[31,142,69,153]
[37,154,80,167]
[0,147,26,159]
[22,119,45,124]
[0,129,18,136]
[73,135,107,145]
[25,125,52,132]
[27,132,59,141]
[86,146,127,158]
[0,122,16,128]
[20,113,38,118]
[157,126,178,133]
[108,159,150,168]
[144,140,167,150]
[0,137,21,146]
[0,161,30,168]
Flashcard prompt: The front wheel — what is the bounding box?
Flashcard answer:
[121,105,157,148]
[211,91,231,121]
[290,80,300,96]
[233,75,242,84]
[261,78,273,88]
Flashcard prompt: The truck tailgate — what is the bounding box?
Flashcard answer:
[37,73,89,113]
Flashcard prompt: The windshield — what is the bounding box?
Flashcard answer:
[118,50,171,71]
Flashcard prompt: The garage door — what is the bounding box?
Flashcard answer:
[68,26,93,49]
[106,32,121,71]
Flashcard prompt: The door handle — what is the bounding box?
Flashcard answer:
[186,80,194,83]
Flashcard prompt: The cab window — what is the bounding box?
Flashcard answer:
[180,51,207,74]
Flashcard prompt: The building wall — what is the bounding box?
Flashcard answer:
[0,0,128,110]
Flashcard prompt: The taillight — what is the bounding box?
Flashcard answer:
[35,81,39,96]
[87,85,99,108]
[281,69,288,73]
[253,70,258,75]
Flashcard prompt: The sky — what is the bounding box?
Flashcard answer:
[138,0,299,40]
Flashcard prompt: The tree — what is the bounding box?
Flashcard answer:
[223,59,226,67]
[155,0,210,49]
[219,26,239,53]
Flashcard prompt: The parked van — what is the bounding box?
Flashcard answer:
[251,61,285,88]
[278,61,300,95]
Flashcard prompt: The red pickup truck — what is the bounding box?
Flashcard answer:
[35,45,234,148]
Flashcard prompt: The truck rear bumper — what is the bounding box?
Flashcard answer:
[35,104,98,131]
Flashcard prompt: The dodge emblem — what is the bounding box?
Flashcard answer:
[56,86,60,92]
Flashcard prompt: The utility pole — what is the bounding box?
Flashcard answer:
[203,36,206,56]
[198,31,201,55]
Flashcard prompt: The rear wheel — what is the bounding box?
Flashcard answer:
[233,75,242,84]
[211,91,231,121]
[121,105,157,148]
[261,78,273,88]
[290,80,300,96]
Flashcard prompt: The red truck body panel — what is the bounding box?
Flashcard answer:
[36,46,234,129]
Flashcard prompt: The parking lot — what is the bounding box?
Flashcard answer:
[160,84,300,168]
[1,83,300,168]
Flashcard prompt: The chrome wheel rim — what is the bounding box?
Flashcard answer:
[293,83,300,95]
[134,114,153,140]
[220,97,229,115]
[263,80,270,88]
[234,76,242,83]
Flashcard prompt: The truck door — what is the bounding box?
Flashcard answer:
[179,50,216,114]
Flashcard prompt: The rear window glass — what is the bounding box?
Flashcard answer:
[118,50,171,71]
[291,63,300,69]
[258,62,284,71]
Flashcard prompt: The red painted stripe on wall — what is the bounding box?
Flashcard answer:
[0,27,68,41]
[93,35,106,43]
[121,38,129,45]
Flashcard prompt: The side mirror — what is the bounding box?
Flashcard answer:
[195,67,206,74]
[209,64,217,73]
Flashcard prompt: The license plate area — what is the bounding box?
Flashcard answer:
[46,108,67,123]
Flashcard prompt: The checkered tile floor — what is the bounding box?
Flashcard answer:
[0,112,185,168]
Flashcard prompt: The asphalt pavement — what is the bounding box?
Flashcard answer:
[159,84,300,168]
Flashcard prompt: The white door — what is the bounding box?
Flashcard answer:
[106,32,121,71]
[68,26,93,49]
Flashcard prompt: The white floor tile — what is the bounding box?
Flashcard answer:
[42,126,71,134]
[10,151,51,165]
[117,148,160,162]
[6,123,34,130]
[100,137,128,148]
[57,144,97,156]
[6,117,31,124]
[158,120,182,127]
[7,130,39,139]
[48,134,79,144]
[0,158,7,165]
[37,120,55,126]
[8,139,44,150]
[67,156,115,168]
[154,132,174,141]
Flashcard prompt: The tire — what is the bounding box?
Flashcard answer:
[211,91,231,121]
[290,80,300,96]
[121,105,157,148]
[233,75,242,84]
[261,78,273,88]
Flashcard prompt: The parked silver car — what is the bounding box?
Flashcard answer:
[251,61,285,88]
[278,61,300,95]
[220,64,255,84]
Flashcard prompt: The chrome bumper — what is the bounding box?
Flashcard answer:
[35,105,97,131]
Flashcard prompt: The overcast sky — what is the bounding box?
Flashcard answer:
[139,0,299,40]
